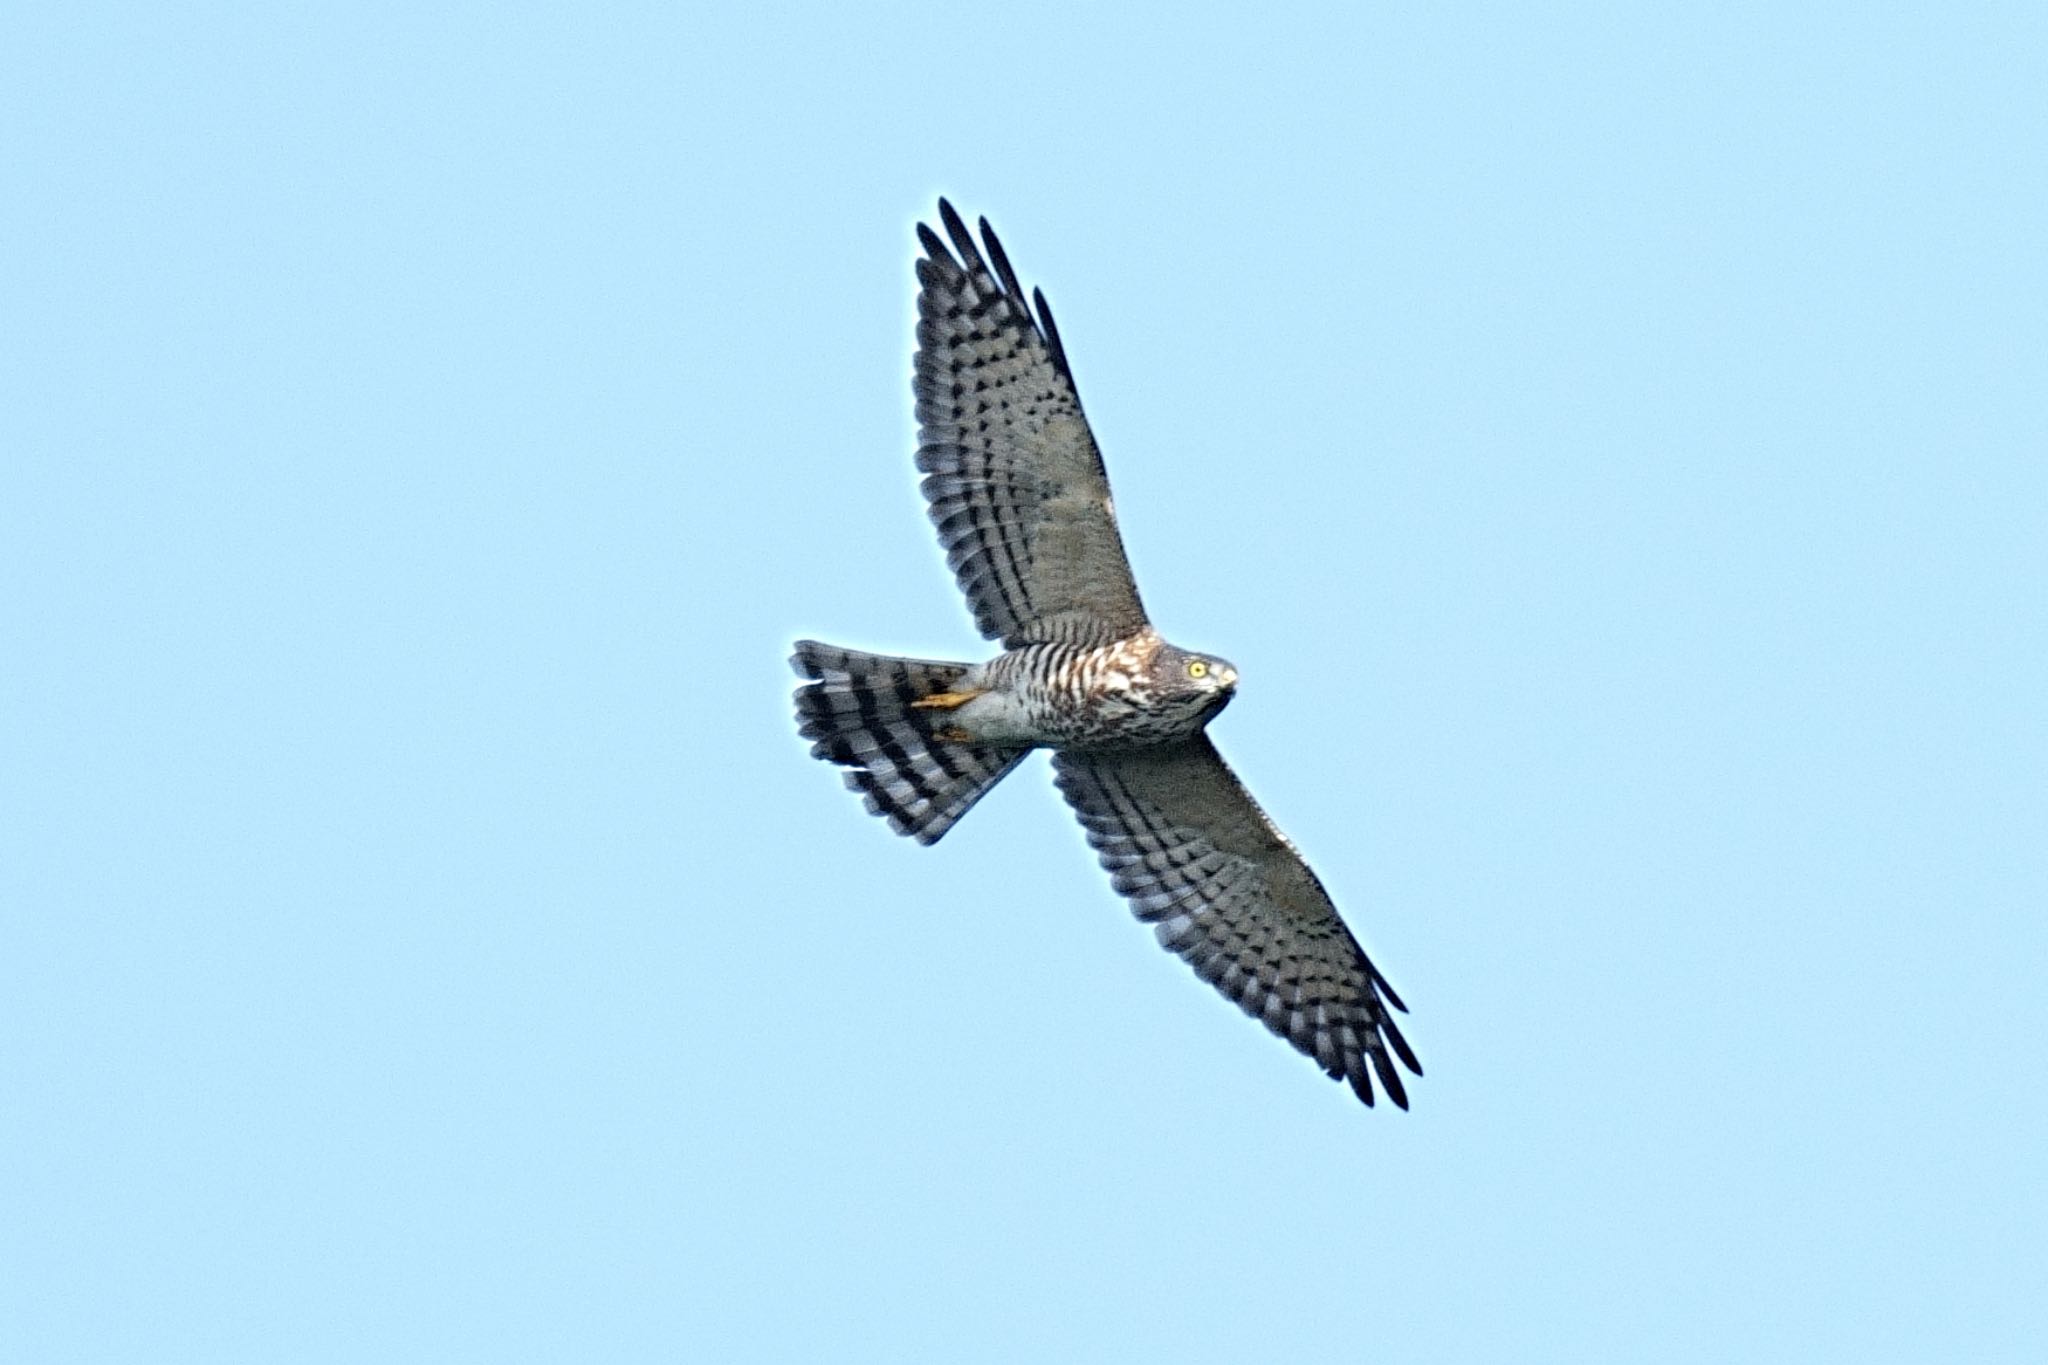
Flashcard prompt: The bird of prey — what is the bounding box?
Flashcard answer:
[791,200,1421,1108]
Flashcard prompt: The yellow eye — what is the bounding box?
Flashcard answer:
[1187,660,1209,679]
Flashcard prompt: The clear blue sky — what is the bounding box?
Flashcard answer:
[5,4,2044,1361]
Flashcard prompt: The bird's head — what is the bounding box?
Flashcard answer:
[1152,641,1239,719]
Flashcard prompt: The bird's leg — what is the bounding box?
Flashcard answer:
[911,686,986,744]
[910,687,986,711]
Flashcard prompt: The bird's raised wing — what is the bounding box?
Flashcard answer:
[913,200,1148,648]
[1053,736,1421,1107]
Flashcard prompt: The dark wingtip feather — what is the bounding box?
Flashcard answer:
[938,198,984,273]
[1376,971,1409,1014]
[1371,1047,1411,1109]
[1348,1068,1379,1108]
[1381,1012,1422,1076]
[980,216,1026,302]
[1033,287,1073,380]
[915,221,952,268]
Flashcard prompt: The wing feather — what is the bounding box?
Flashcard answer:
[1053,736,1421,1107]
[913,199,1148,647]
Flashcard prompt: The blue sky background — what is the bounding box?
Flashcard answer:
[5,4,2044,1361]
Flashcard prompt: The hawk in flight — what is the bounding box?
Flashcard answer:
[792,201,1421,1108]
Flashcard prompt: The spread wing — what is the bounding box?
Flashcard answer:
[1053,736,1421,1107]
[913,200,1149,648]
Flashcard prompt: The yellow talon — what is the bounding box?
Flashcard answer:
[910,688,985,711]
[933,725,974,744]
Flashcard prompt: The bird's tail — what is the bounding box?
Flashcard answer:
[790,640,1027,845]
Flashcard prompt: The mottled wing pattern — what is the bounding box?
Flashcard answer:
[915,200,1149,649]
[1053,736,1421,1107]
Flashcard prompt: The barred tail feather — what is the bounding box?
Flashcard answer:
[791,640,1026,845]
